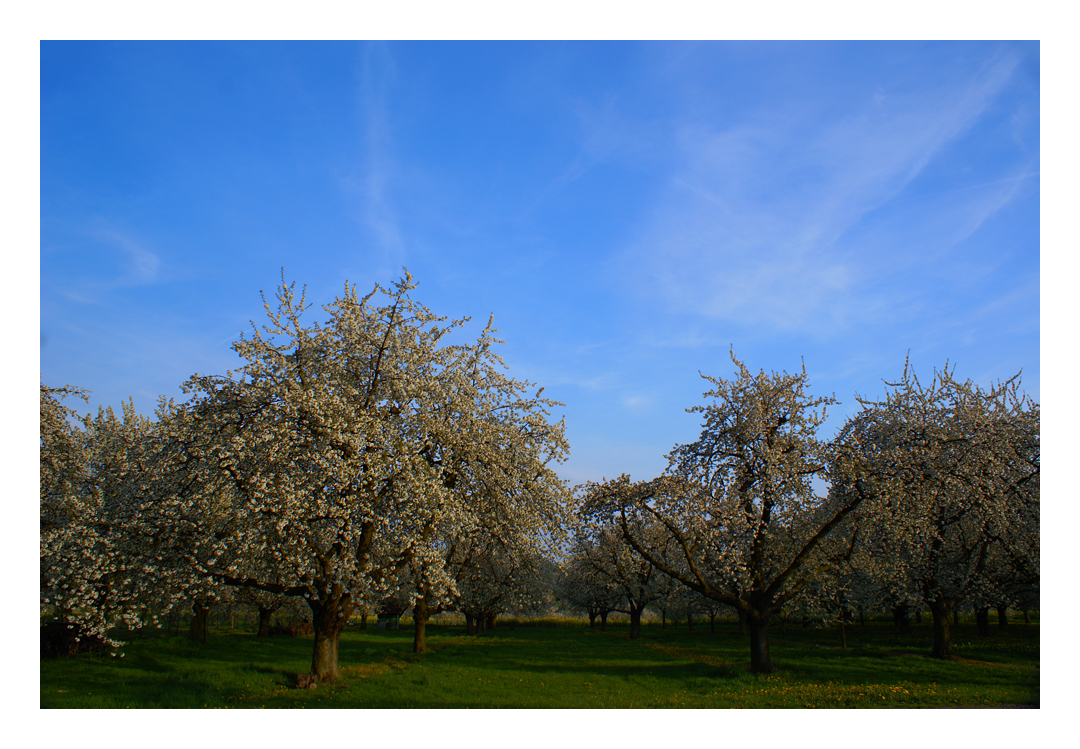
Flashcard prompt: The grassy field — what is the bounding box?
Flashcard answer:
[39,618,1039,709]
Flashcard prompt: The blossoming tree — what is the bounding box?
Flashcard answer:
[41,386,170,643]
[831,361,1039,658]
[567,509,673,640]
[582,352,864,672]
[147,272,568,681]
[558,543,623,630]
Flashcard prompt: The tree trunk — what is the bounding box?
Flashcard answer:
[737,608,748,637]
[687,612,694,632]
[929,597,953,659]
[976,606,990,637]
[413,598,429,654]
[892,605,910,635]
[996,606,1008,629]
[257,606,274,637]
[588,610,597,629]
[1022,608,1030,624]
[748,612,773,673]
[709,613,716,634]
[600,610,608,632]
[914,609,922,624]
[188,600,209,643]
[308,592,353,683]
[311,625,341,682]
[465,613,475,635]
[629,605,643,640]
[661,609,667,629]
[839,617,847,649]
[360,613,368,630]
[953,609,959,626]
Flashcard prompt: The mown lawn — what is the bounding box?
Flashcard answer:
[39,619,1039,708]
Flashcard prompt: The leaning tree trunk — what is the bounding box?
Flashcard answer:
[188,600,210,643]
[307,590,354,683]
[976,606,990,637]
[997,606,1008,629]
[928,596,953,659]
[256,606,274,637]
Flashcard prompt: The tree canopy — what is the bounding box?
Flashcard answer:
[41,272,570,681]
[41,292,1038,680]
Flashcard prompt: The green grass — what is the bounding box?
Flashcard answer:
[40,619,1039,708]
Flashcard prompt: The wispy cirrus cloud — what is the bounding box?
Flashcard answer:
[340,42,408,280]
[616,47,1028,339]
[52,225,163,304]
[516,91,656,223]
[97,229,161,286]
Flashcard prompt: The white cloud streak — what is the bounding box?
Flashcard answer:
[342,42,407,279]
[53,226,163,304]
[617,48,1027,338]
[98,229,161,286]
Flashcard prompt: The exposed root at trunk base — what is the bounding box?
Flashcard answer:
[296,673,320,689]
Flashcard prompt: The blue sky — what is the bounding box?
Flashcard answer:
[40,41,1040,486]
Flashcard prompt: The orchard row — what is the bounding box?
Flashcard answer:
[41,273,1038,679]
